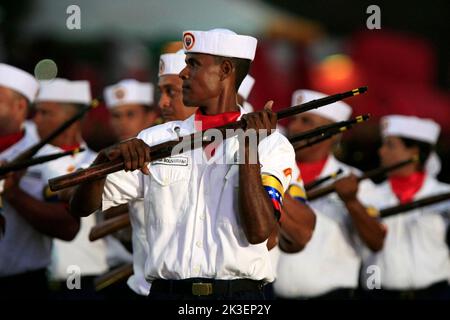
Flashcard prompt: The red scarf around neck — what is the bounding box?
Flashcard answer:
[389,171,426,204]
[194,109,241,131]
[298,157,328,185]
[194,109,241,159]
[58,143,81,152]
[0,131,25,153]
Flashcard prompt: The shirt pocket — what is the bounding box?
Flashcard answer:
[149,163,190,186]
[148,157,191,224]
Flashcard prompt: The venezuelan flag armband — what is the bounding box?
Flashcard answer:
[287,184,308,203]
[262,174,284,221]
[42,185,60,203]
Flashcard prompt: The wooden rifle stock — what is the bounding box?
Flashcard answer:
[89,213,130,241]
[103,203,129,220]
[94,263,134,291]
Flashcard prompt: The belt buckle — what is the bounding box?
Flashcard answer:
[192,282,213,296]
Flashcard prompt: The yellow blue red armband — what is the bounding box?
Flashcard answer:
[42,185,59,203]
[287,184,308,203]
[262,174,284,220]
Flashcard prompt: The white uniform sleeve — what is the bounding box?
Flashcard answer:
[288,164,304,188]
[101,127,156,211]
[357,179,385,211]
[102,170,144,211]
[258,132,296,192]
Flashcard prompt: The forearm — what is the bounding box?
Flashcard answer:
[5,188,79,240]
[278,195,316,252]
[266,227,279,250]
[345,198,386,252]
[239,163,277,244]
[70,178,106,217]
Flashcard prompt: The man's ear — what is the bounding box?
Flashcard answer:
[219,59,234,81]
[410,145,420,159]
[14,95,29,119]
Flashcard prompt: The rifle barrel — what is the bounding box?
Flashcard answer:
[306,158,417,201]
[0,148,85,176]
[290,114,370,146]
[12,101,97,164]
[49,87,367,191]
[380,192,450,218]
[304,168,343,191]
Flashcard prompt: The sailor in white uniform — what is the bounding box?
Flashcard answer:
[103,79,157,296]
[32,78,109,298]
[158,49,197,122]
[0,64,79,299]
[274,89,385,300]
[70,28,297,300]
[358,115,450,299]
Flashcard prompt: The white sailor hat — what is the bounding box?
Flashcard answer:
[36,78,91,105]
[159,50,186,77]
[380,115,440,145]
[238,75,255,100]
[104,79,154,109]
[0,63,39,102]
[291,89,352,122]
[182,28,257,61]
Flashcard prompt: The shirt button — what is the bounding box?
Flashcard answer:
[195,241,202,248]
[199,214,205,220]
[193,265,201,273]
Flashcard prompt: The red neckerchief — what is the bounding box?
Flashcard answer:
[194,109,241,131]
[298,158,328,185]
[194,109,241,159]
[58,143,81,152]
[0,131,25,153]
[389,171,426,204]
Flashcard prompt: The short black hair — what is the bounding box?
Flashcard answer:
[400,137,433,168]
[214,56,251,91]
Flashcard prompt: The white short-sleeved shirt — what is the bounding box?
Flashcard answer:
[360,175,450,290]
[274,155,380,298]
[0,124,50,277]
[102,109,296,283]
[34,143,110,280]
[126,200,151,295]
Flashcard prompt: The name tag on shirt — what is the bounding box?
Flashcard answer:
[152,156,188,167]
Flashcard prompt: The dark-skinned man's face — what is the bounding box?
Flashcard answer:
[179,53,222,107]
[158,74,196,122]
[34,102,76,140]
[110,104,156,141]
[0,87,17,127]
[378,136,417,168]
[0,86,26,134]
